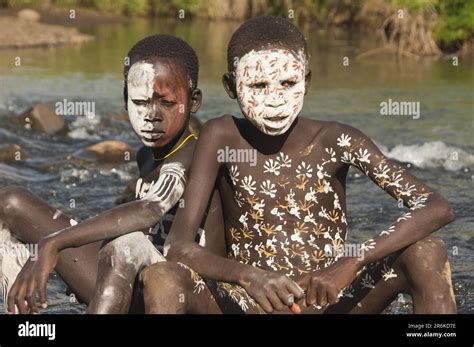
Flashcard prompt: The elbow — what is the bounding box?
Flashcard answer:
[444,203,455,224]
[163,239,186,262]
[434,196,455,226]
[165,245,180,261]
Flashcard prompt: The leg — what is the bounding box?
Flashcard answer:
[142,262,223,314]
[88,232,165,314]
[393,236,456,313]
[0,186,101,304]
[324,236,456,314]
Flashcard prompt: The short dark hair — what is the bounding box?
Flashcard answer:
[124,34,199,102]
[227,16,308,72]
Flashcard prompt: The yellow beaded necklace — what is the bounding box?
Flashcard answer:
[153,133,197,161]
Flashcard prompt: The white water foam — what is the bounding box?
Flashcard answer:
[378,141,474,171]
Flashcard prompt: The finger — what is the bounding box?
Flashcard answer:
[255,293,273,314]
[37,274,48,308]
[267,291,285,311]
[7,284,19,314]
[26,281,39,314]
[15,287,29,314]
[276,287,293,307]
[307,278,318,306]
[327,289,339,305]
[295,295,307,308]
[317,284,328,307]
[285,278,305,300]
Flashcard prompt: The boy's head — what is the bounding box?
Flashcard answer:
[124,34,201,148]
[224,16,311,136]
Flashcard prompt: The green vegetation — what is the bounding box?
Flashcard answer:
[392,0,474,42]
[435,0,474,42]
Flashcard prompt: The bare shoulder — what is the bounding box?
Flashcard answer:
[200,114,240,145]
[312,120,368,146]
[166,137,197,172]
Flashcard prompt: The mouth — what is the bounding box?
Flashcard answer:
[141,130,165,142]
[261,114,290,128]
[264,114,289,122]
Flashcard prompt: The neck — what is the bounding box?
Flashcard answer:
[244,117,300,155]
[151,126,191,160]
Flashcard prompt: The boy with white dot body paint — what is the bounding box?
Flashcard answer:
[142,16,457,314]
[4,35,226,314]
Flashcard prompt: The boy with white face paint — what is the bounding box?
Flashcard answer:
[6,35,226,314]
[143,16,456,315]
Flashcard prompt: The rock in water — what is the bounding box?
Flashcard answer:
[17,9,40,22]
[0,144,26,162]
[73,140,136,164]
[21,103,68,135]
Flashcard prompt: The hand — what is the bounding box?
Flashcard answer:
[239,267,305,314]
[7,239,59,314]
[297,257,361,308]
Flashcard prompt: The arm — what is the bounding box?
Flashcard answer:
[298,123,454,307]
[165,118,253,283]
[46,162,186,250]
[165,117,304,313]
[336,124,454,266]
[7,162,186,313]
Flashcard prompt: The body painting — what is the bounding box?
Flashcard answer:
[127,62,157,144]
[235,49,306,136]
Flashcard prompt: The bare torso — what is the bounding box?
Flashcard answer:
[218,116,354,279]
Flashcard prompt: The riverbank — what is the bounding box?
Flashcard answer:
[0,8,98,49]
[1,1,472,57]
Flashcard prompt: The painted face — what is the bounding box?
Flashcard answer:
[235,49,306,136]
[127,60,190,148]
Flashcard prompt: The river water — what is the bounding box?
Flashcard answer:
[0,18,472,313]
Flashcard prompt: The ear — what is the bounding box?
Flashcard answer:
[190,88,202,113]
[304,69,312,96]
[222,72,237,99]
[123,82,128,111]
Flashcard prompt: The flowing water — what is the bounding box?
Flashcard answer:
[0,18,472,313]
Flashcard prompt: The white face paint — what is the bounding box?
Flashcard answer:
[127,61,157,144]
[235,49,306,136]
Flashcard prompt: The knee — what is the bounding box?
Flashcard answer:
[98,233,145,272]
[398,236,448,275]
[141,262,188,295]
[0,186,31,216]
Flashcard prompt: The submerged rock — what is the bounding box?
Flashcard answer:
[20,103,68,135]
[0,144,27,162]
[72,140,136,164]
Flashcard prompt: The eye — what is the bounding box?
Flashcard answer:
[160,99,176,107]
[281,80,297,88]
[250,82,267,89]
[132,99,148,107]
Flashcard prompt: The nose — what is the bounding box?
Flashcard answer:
[265,89,285,107]
[144,104,163,122]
